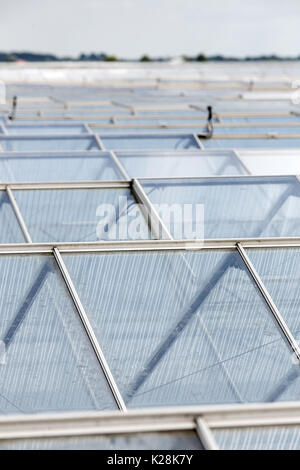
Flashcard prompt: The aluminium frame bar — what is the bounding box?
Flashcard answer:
[109,150,131,181]
[193,133,204,149]
[90,122,300,130]
[93,134,105,150]
[1,181,130,190]
[6,187,32,243]
[53,248,127,412]
[0,133,96,140]
[209,133,300,139]
[131,179,173,240]
[0,238,300,254]
[0,123,7,135]
[231,149,252,174]
[2,402,300,441]
[0,173,298,189]
[9,111,297,121]
[196,418,219,450]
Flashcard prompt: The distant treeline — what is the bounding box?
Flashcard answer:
[1,52,300,62]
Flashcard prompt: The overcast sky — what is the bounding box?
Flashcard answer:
[1,0,300,58]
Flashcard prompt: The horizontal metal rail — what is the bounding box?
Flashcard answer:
[0,181,130,190]
[1,401,300,440]
[0,237,299,254]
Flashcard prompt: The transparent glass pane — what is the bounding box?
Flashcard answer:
[14,188,150,242]
[64,250,297,408]
[117,151,245,178]
[214,126,300,135]
[5,124,87,135]
[0,153,123,182]
[248,248,300,345]
[143,177,300,239]
[0,136,99,151]
[0,255,116,414]
[202,139,300,149]
[222,117,300,124]
[215,425,300,450]
[116,118,207,125]
[0,430,202,450]
[137,110,206,116]
[238,151,300,175]
[96,127,203,134]
[100,135,199,150]
[0,192,25,242]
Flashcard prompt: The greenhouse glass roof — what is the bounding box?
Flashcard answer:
[0,62,300,449]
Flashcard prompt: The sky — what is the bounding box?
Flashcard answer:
[0,0,300,58]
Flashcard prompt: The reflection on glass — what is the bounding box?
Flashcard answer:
[143,177,300,239]
[0,137,99,151]
[6,124,87,135]
[0,192,25,243]
[203,139,300,149]
[64,250,297,408]
[0,255,116,413]
[248,248,300,343]
[117,151,245,178]
[15,188,150,242]
[0,430,202,450]
[101,135,199,150]
[0,153,123,182]
[215,426,300,450]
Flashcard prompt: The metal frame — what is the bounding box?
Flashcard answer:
[6,187,32,243]
[196,418,219,450]
[0,238,299,254]
[3,73,300,449]
[0,181,130,190]
[131,179,173,240]
[109,150,131,181]
[0,401,300,444]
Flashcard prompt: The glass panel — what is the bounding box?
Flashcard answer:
[117,151,245,178]
[96,127,203,134]
[0,192,25,242]
[0,136,99,151]
[15,108,130,117]
[248,248,300,343]
[142,176,300,239]
[117,118,207,125]
[215,425,300,450]
[238,151,300,175]
[14,188,150,242]
[100,135,199,150]
[214,101,293,112]
[0,153,123,182]
[202,139,300,149]
[213,126,300,135]
[137,110,206,116]
[64,250,297,408]
[222,117,300,124]
[6,124,87,135]
[0,430,202,450]
[0,255,116,414]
